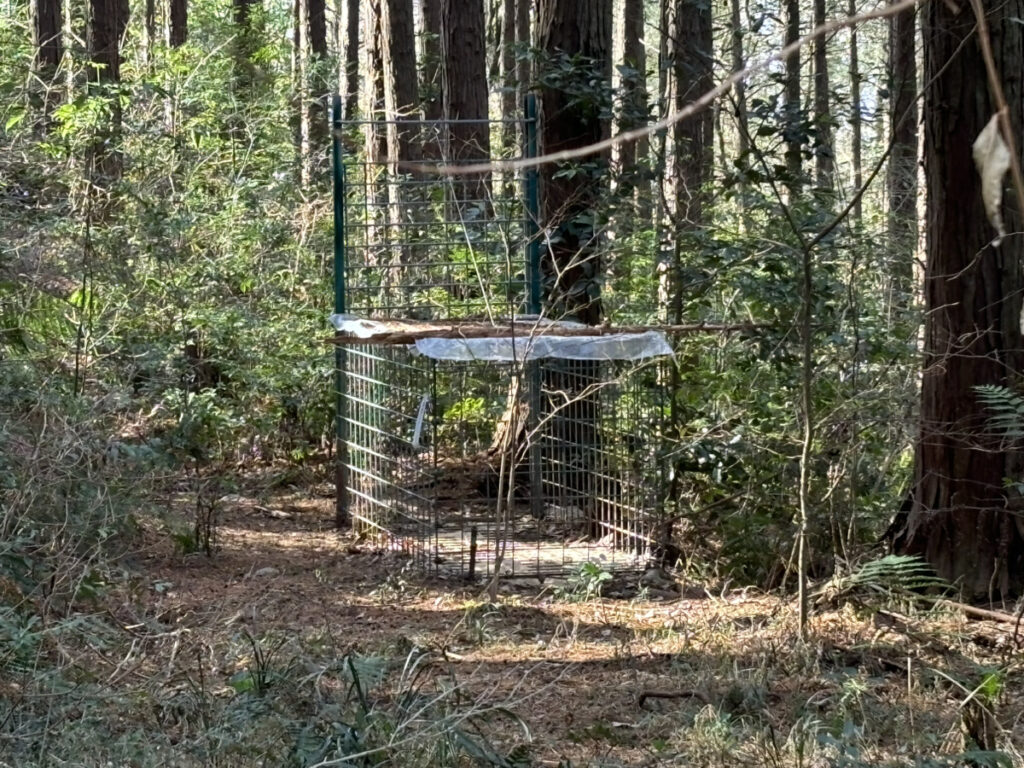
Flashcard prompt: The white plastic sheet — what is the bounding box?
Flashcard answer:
[329,313,673,362]
[413,331,671,361]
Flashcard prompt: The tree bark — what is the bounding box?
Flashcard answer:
[537,0,612,325]
[88,0,128,183]
[617,0,647,188]
[849,0,862,222]
[515,0,530,147]
[887,0,918,302]
[294,0,309,182]
[342,0,359,119]
[33,0,63,118]
[144,0,156,63]
[500,0,517,152]
[420,0,443,122]
[232,0,262,95]
[897,0,1024,599]
[665,0,712,232]
[169,0,187,46]
[383,0,419,162]
[812,0,832,192]
[783,0,802,194]
[307,0,327,152]
[730,0,748,163]
[659,0,712,324]
[442,0,491,208]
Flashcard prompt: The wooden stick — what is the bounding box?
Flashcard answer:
[939,599,1019,624]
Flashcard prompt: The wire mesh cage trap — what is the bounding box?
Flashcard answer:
[330,96,671,577]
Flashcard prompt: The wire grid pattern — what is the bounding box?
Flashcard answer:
[340,120,526,320]
[336,115,662,576]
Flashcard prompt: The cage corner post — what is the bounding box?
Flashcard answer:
[332,93,351,530]
[523,93,545,522]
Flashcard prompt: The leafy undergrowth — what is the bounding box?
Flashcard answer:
[2,486,1023,768]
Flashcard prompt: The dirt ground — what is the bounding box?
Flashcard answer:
[115,482,1024,767]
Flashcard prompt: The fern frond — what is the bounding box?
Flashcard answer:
[975,385,1024,437]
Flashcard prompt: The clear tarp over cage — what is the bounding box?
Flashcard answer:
[329,314,673,362]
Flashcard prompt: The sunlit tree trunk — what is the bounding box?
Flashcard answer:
[896,0,1024,599]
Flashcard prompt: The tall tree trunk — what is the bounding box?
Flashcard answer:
[232,0,261,96]
[294,0,310,183]
[383,0,419,162]
[420,0,443,122]
[783,0,802,194]
[515,0,530,145]
[730,0,748,163]
[662,0,713,323]
[812,0,832,191]
[896,0,1024,599]
[143,0,156,64]
[442,0,491,209]
[363,0,391,300]
[538,0,612,325]
[887,0,918,305]
[306,0,328,160]
[617,0,647,191]
[500,0,516,153]
[88,0,128,184]
[33,0,63,118]
[169,0,187,46]
[849,0,862,222]
[364,2,387,151]
[342,0,359,119]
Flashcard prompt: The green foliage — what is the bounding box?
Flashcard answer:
[555,561,613,602]
[815,555,950,610]
[976,384,1024,438]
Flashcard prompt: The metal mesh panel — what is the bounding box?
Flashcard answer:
[339,120,527,320]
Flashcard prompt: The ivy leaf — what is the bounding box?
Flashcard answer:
[972,114,1011,247]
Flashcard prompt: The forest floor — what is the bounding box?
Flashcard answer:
[13,478,1024,767]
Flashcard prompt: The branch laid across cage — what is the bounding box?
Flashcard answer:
[323,313,762,361]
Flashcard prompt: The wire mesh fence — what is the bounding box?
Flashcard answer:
[332,98,669,577]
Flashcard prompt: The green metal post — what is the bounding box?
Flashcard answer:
[524,93,541,315]
[523,94,544,520]
[333,94,351,528]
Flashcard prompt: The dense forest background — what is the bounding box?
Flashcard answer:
[3,0,1024,764]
